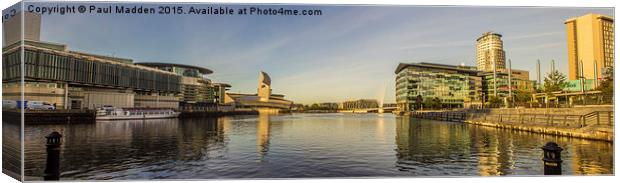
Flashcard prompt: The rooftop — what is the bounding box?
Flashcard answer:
[394,62,480,74]
[135,62,213,74]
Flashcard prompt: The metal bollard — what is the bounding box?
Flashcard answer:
[44,131,63,180]
[542,141,563,175]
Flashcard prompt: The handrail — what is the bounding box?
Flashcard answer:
[412,110,613,127]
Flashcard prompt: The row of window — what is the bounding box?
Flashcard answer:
[4,49,182,93]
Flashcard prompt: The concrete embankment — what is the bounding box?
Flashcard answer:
[462,120,613,141]
[3,109,96,125]
[411,106,614,142]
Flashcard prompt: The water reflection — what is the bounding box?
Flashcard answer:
[2,121,22,179]
[395,116,613,176]
[22,113,613,180]
[256,113,271,160]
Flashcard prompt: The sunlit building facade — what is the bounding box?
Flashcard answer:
[476,32,506,72]
[481,69,535,99]
[135,62,223,111]
[565,13,614,80]
[225,71,293,112]
[2,40,182,109]
[395,62,482,111]
[339,99,379,110]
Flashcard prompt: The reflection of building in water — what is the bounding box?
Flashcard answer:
[569,140,614,175]
[225,71,293,113]
[469,126,516,176]
[394,117,472,165]
[2,121,21,179]
[23,119,181,178]
[256,113,271,160]
[475,134,501,176]
[176,118,227,161]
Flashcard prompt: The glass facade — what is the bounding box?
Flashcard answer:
[3,47,182,93]
[395,63,482,111]
[481,72,535,99]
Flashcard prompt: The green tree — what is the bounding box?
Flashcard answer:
[310,103,319,110]
[432,97,442,109]
[488,96,503,108]
[415,95,423,110]
[513,90,533,103]
[596,66,613,102]
[543,70,568,93]
[423,97,434,110]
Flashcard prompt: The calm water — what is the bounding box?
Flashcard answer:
[20,113,613,180]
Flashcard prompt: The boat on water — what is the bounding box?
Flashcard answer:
[96,106,180,120]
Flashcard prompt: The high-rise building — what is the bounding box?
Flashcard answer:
[476,32,506,72]
[2,12,41,46]
[565,13,614,80]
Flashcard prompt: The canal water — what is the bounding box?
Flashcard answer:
[20,113,613,180]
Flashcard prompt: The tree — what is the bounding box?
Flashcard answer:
[488,96,503,108]
[543,70,568,93]
[432,97,442,109]
[596,66,613,102]
[513,90,533,103]
[423,97,434,110]
[310,103,319,110]
[415,95,423,110]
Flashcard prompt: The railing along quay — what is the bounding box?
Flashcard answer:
[411,110,614,128]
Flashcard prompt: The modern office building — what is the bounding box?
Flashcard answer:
[2,12,41,46]
[339,99,379,110]
[476,32,506,72]
[225,71,293,112]
[480,69,535,98]
[395,62,483,111]
[135,62,227,111]
[2,40,182,109]
[212,83,232,104]
[565,13,614,80]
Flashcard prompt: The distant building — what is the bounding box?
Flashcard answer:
[226,71,293,112]
[135,62,224,111]
[339,99,379,110]
[476,32,506,72]
[382,103,397,108]
[565,13,614,81]
[318,103,339,110]
[395,62,482,111]
[480,69,535,98]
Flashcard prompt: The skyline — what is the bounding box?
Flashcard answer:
[8,3,614,104]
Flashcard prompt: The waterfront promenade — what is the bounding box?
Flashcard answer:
[409,106,614,141]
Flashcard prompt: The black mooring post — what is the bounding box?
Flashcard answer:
[44,131,63,180]
[542,141,563,175]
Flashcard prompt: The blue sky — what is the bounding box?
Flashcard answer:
[13,3,614,104]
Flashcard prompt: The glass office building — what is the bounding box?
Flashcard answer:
[395,63,482,111]
[135,62,231,111]
[480,69,535,99]
[2,40,182,109]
